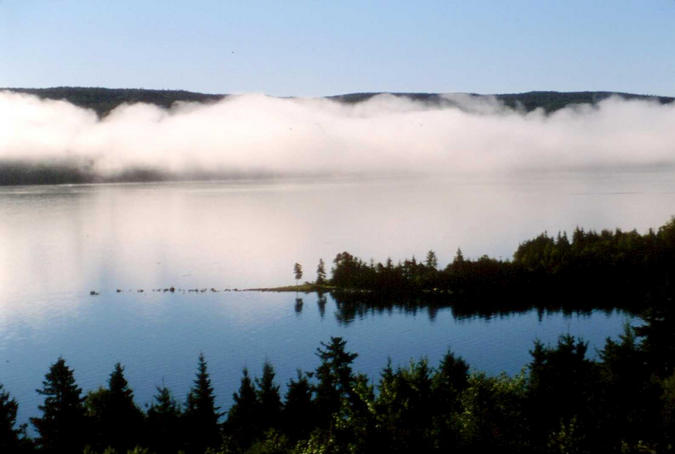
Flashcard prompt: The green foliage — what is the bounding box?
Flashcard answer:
[12,311,675,454]
[425,250,438,270]
[326,218,675,322]
[226,368,260,450]
[6,87,225,118]
[185,353,221,453]
[329,91,674,114]
[283,371,314,442]
[31,357,86,453]
[374,358,435,453]
[316,259,327,285]
[527,336,600,452]
[246,429,290,454]
[291,431,339,454]
[0,383,25,451]
[635,302,675,377]
[256,362,282,432]
[458,372,529,453]
[86,363,144,452]
[294,263,303,283]
[11,88,672,121]
[147,385,183,454]
[547,416,587,454]
[314,337,358,429]
[598,324,662,448]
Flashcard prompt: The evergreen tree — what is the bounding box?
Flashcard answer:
[283,370,314,441]
[294,263,303,288]
[635,302,675,377]
[147,385,182,454]
[255,361,282,431]
[226,367,261,449]
[375,359,435,453]
[314,337,358,429]
[527,335,599,452]
[430,350,469,451]
[0,383,24,452]
[185,353,221,453]
[86,362,144,451]
[599,324,662,449]
[433,349,469,404]
[454,248,465,264]
[425,250,438,270]
[316,259,327,285]
[31,357,86,453]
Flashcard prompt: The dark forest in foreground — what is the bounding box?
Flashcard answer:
[3,312,675,454]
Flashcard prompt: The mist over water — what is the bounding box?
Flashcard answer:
[1,91,673,430]
[1,91,674,182]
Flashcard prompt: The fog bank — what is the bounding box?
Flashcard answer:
[1,91,674,184]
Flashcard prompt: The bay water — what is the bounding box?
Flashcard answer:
[1,171,671,426]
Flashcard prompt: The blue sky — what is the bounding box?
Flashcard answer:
[1,0,673,96]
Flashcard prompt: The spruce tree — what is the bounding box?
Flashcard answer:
[425,250,438,270]
[31,357,86,453]
[147,385,182,454]
[185,353,221,453]
[0,383,24,452]
[316,259,327,285]
[226,367,260,449]
[294,263,303,287]
[255,361,282,431]
[283,370,314,441]
[86,362,144,451]
[314,337,358,428]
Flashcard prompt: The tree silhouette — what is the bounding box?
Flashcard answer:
[0,383,24,452]
[294,263,303,288]
[283,370,314,441]
[255,361,282,431]
[226,367,260,450]
[316,259,327,285]
[185,353,221,453]
[425,250,438,269]
[147,385,183,454]
[31,357,86,453]
[314,337,358,428]
[86,362,144,451]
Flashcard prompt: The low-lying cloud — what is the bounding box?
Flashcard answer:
[1,91,674,183]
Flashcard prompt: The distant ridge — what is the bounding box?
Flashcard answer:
[3,87,673,118]
[329,91,675,113]
[3,87,226,117]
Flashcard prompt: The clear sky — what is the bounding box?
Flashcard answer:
[0,0,673,96]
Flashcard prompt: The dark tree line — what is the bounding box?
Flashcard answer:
[322,217,675,316]
[6,87,671,120]
[4,87,225,118]
[2,309,675,453]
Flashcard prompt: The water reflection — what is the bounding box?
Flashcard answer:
[1,173,674,303]
[326,290,622,326]
[0,175,666,428]
[0,290,635,431]
[317,293,327,319]
[294,297,304,314]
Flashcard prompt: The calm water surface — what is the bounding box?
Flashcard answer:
[0,172,671,425]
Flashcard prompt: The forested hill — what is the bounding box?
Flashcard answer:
[4,87,226,117]
[330,90,675,113]
[4,86,674,117]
